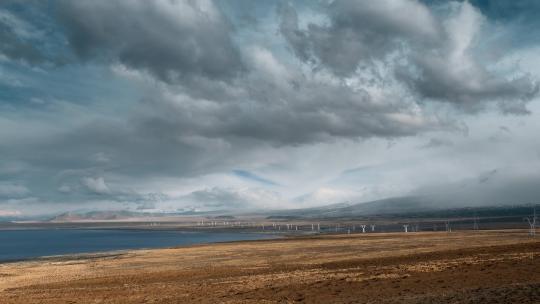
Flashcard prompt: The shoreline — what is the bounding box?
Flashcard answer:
[0,228,532,265]
[0,228,286,264]
[0,230,538,303]
[0,229,531,265]
[0,234,293,265]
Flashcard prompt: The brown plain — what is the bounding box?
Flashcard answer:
[1,230,539,303]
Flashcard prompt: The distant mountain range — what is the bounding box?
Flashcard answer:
[264,196,539,219]
[10,194,538,223]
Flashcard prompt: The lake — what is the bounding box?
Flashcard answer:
[0,229,277,262]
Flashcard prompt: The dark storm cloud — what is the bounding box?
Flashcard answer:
[143,73,448,145]
[55,0,245,83]
[0,0,498,150]
[279,0,539,113]
[277,3,311,63]
[279,0,440,76]
[396,53,539,114]
[52,0,433,145]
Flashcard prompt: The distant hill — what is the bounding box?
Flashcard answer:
[46,195,539,222]
[265,196,539,219]
[264,196,432,218]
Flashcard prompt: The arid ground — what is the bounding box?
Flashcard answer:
[1,230,539,303]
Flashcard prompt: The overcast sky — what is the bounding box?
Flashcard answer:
[1,0,540,216]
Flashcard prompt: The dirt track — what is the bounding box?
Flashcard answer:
[1,230,539,303]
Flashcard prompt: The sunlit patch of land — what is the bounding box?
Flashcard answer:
[0,230,539,303]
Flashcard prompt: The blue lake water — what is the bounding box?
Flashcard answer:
[0,229,277,262]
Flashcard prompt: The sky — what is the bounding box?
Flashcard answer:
[1,0,540,217]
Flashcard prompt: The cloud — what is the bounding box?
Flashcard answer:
[2,0,540,217]
[92,152,110,163]
[280,0,439,76]
[277,2,311,63]
[182,187,282,210]
[57,184,71,193]
[294,187,360,207]
[488,125,513,142]
[398,2,538,113]
[412,169,540,207]
[0,182,29,198]
[56,0,244,83]
[279,0,538,113]
[0,9,47,64]
[81,177,110,195]
[139,47,452,146]
[478,169,498,184]
[419,138,453,149]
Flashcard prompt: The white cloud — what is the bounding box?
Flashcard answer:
[57,184,72,193]
[81,177,110,195]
